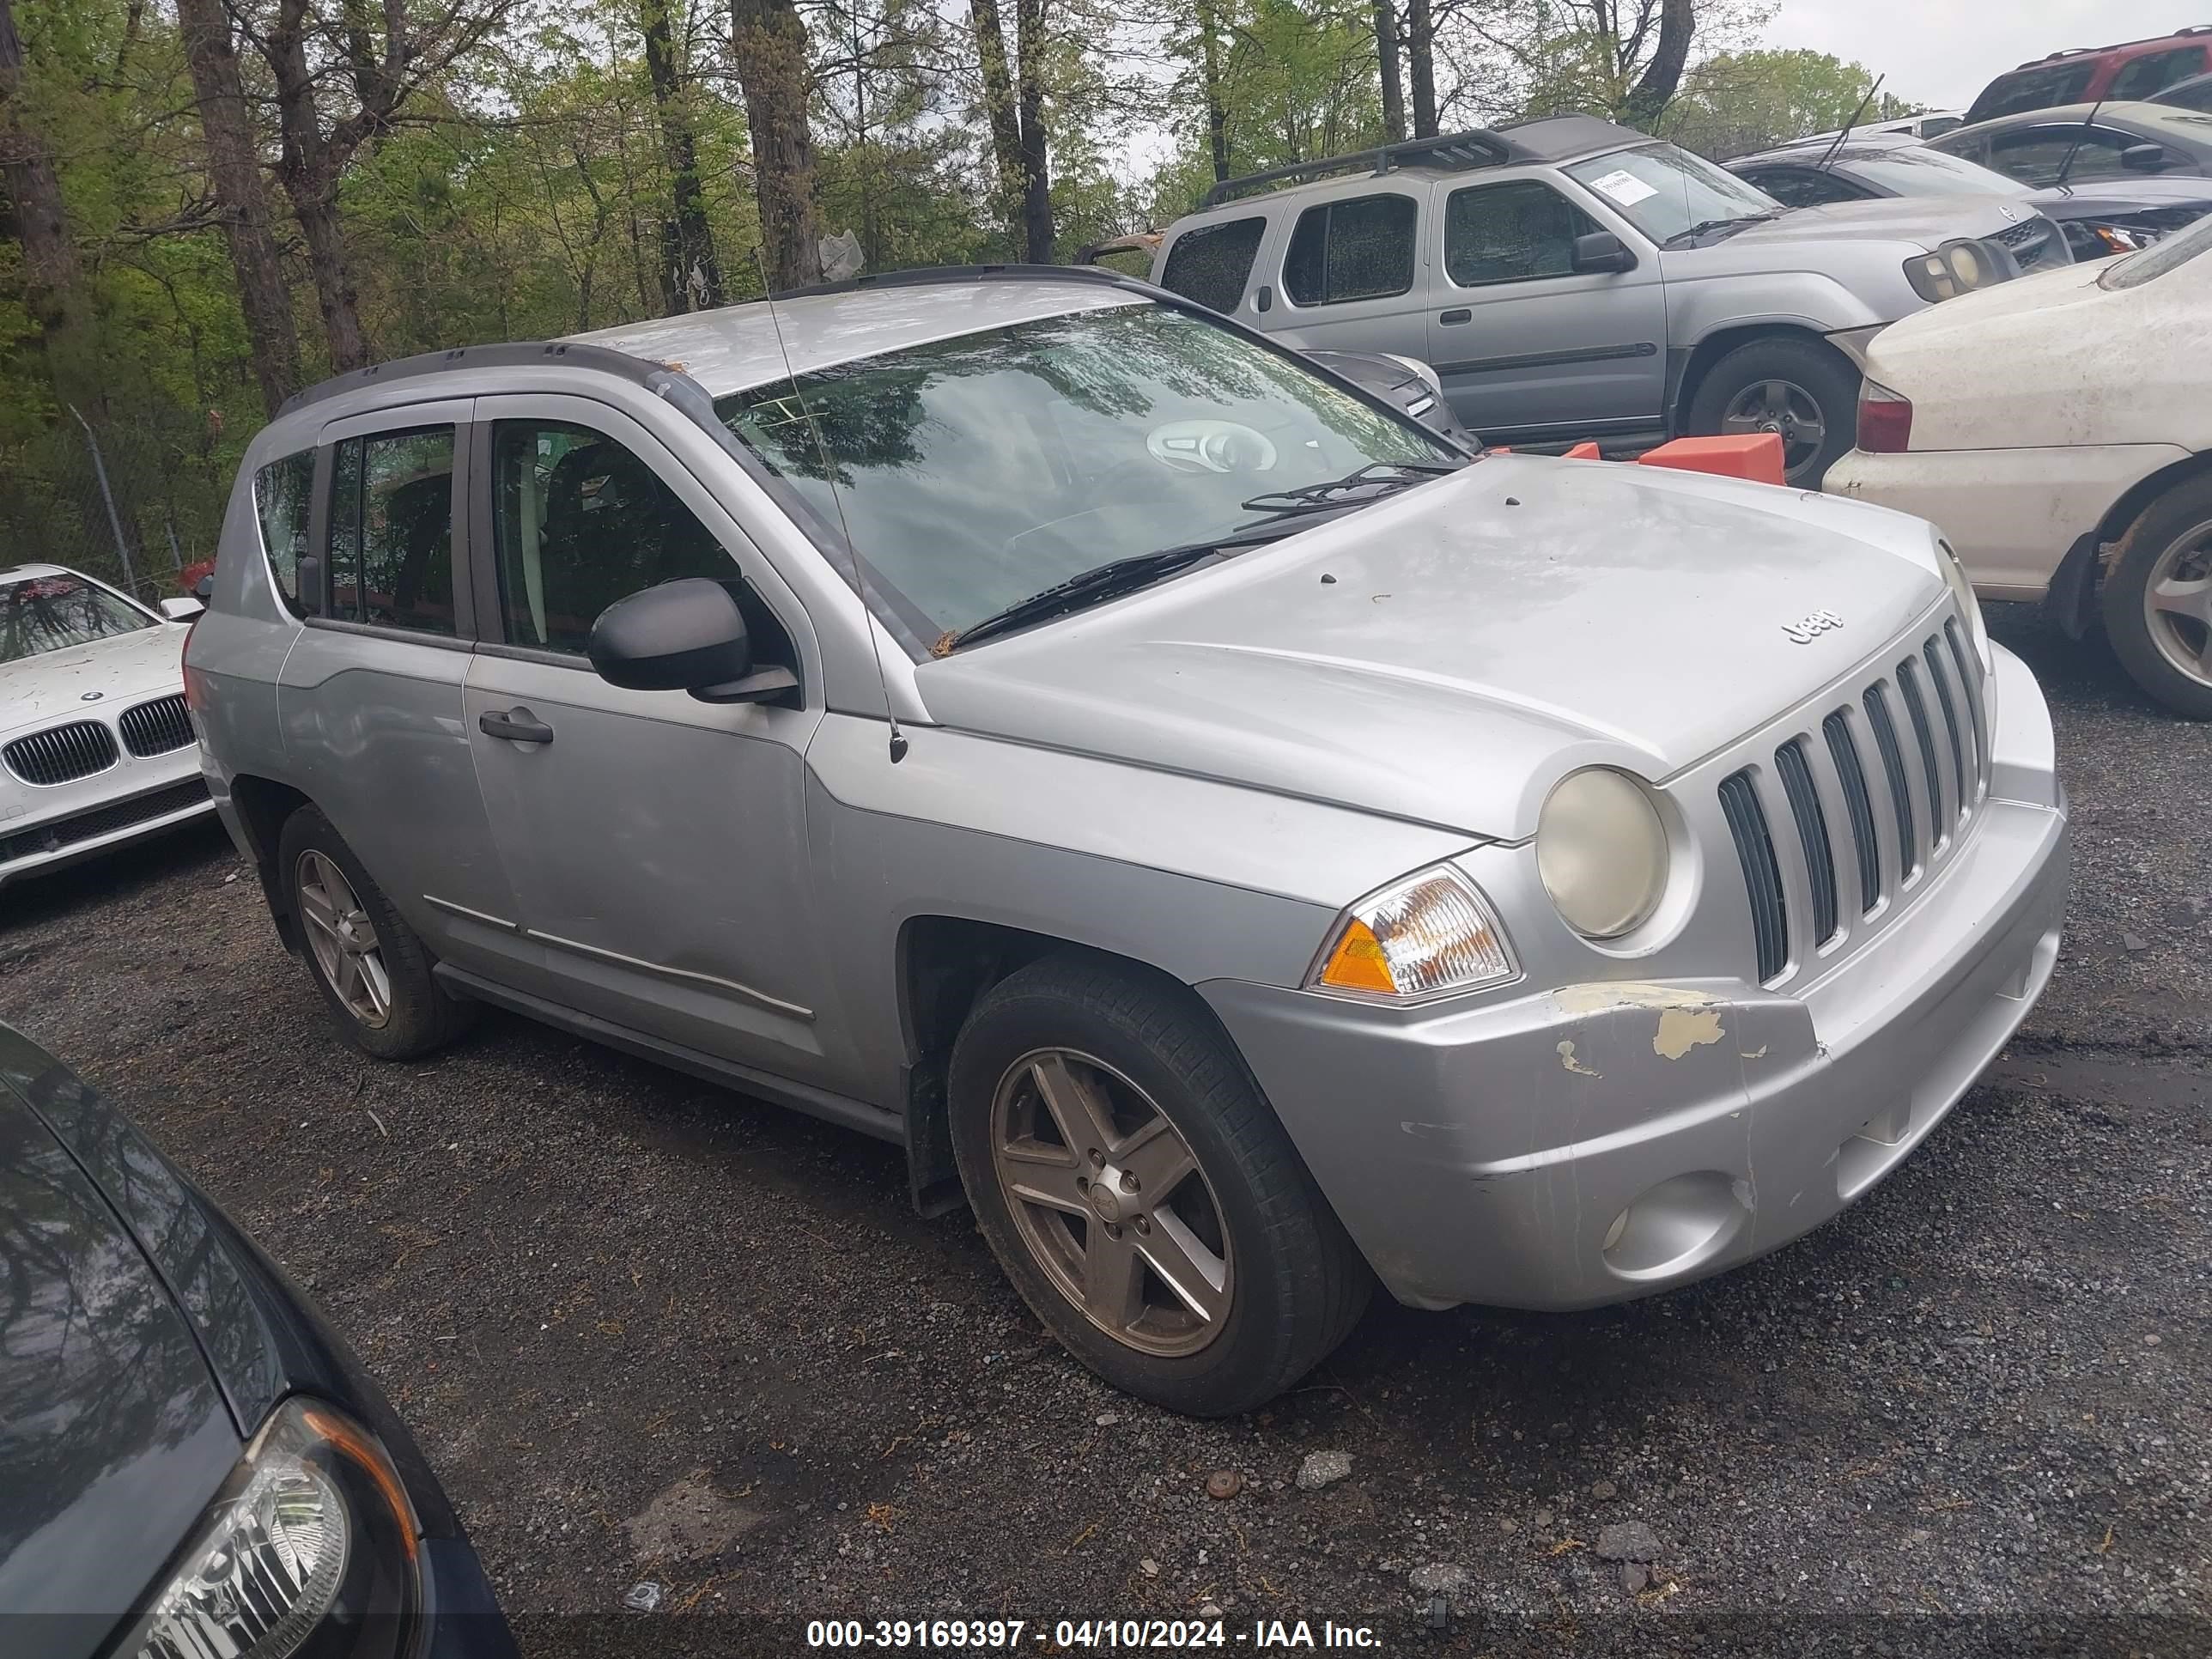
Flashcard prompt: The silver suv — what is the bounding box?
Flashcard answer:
[188,269,2069,1414]
[1152,116,2063,483]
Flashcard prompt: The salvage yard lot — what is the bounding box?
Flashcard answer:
[5,605,2209,1656]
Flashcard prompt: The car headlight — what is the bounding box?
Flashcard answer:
[1904,240,2001,301]
[1308,864,1516,1000]
[1536,769,1670,939]
[116,1398,420,1659]
[1936,536,1990,670]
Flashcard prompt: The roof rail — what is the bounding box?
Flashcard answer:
[1200,130,1515,210]
[275,339,675,418]
[775,261,1156,301]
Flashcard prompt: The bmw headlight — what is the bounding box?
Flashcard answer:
[118,1398,420,1659]
[1904,240,2001,301]
[1536,769,1670,939]
[1936,536,1990,670]
[1308,864,1516,1000]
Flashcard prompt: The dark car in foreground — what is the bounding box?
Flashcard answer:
[1729,133,2212,261]
[0,1020,514,1659]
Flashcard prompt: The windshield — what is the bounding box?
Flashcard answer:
[1564,143,1781,242]
[1834,144,2025,198]
[716,303,1455,644]
[0,572,155,664]
[2102,205,2212,289]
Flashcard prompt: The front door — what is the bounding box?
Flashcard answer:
[1426,178,1668,438]
[459,395,836,1085]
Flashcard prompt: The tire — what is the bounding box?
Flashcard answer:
[947,953,1370,1416]
[1684,335,1861,488]
[277,805,476,1060]
[2102,473,2212,720]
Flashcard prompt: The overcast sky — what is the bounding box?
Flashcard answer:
[1768,1,2194,110]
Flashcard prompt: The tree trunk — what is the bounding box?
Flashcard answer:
[1623,0,1695,129]
[176,0,300,415]
[1404,0,1437,138]
[1195,0,1231,180]
[732,0,822,291]
[263,1,370,371]
[1012,0,1051,263]
[640,0,723,313]
[0,0,82,341]
[1373,0,1406,144]
[967,0,1026,247]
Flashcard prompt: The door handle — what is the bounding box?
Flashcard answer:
[1437,308,1472,325]
[478,707,554,744]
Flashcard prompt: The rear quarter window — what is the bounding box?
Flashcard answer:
[252,450,314,615]
[1158,216,1266,312]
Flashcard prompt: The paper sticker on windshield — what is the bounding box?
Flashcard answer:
[1586,169,1658,207]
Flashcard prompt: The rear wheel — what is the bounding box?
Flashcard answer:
[1685,336,1860,487]
[278,806,476,1060]
[948,954,1370,1417]
[2103,473,2212,720]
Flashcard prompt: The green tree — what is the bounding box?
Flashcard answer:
[1662,47,1914,157]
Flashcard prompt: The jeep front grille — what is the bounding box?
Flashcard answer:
[4,720,118,787]
[1721,623,1990,987]
[118,693,194,757]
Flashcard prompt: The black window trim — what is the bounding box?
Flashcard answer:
[1440,176,1614,289]
[1280,189,1422,308]
[301,416,477,645]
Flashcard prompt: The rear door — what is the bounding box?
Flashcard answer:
[1266,185,1430,359]
[275,400,532,980]
[1425,175,1667,436]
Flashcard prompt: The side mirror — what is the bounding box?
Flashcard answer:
[160,596,204,622]
[587,577,797,706]
[2122,143,2171,171]
[1571,230,1637,274]
[192,573,215,602]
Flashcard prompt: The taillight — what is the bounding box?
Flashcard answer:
[1856,380,1912,453]
[182,615,208,715]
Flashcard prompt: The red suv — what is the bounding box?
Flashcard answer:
[1966,27,2212,125]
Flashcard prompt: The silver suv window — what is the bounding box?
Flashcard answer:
[327,426,459,636]
[252,450,314,615]
[1444,179,1601,286]
[716,302,1448,641]
[1282,193,1418,305]
[1159,216,1266,312]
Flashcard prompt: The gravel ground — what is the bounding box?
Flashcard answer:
[4,605,2208,1657]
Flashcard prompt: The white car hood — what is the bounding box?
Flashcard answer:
[0,626,186,743]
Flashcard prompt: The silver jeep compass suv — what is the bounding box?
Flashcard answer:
[187,267,2069,1415]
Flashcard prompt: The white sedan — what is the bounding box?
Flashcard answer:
[1826,212,2212,717]
[1,563,217,891]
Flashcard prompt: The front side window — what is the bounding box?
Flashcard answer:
[2111,46,2207,101]
[326,427,458,635]
[1283,193,1418,305]
[252,450,314,613]
[1562,144,1780,243]
[1443,179,1601,285]
[716,302,1451,642]
[491,422,738,653]
[0,572,154,664]
[1987,126,2133,185]
[1159,217,1266,312]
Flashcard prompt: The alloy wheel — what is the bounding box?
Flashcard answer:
[989,1048,1233,1358]
[2142,518,2212,690]
[295,850,393,1029]
[1719,377,1826,479]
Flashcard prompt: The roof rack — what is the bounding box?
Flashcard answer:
[1200,130,1515,210]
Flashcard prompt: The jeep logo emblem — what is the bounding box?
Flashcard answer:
[1783,608,1844,644]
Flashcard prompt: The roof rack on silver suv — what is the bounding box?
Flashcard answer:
[1200,130,1516,209]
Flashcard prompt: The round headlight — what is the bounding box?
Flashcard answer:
[1946,241,1984,287]
[1537,769,1669,939]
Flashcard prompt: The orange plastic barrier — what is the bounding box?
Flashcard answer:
[1562,441,1601,459]
[1633,433,1787,487]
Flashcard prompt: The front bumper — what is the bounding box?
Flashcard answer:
[0,744,214,890]
[1826,441,2188,599]
[1200,645,2068,1312]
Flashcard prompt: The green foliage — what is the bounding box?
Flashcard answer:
[1662,47,1915,158]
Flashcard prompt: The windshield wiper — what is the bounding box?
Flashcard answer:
[1239,459,1462,518]
[1663,212,1778,248]
[942,524,1297,653]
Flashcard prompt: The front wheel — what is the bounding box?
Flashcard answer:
[948,954,1370,1417]
[1685,336,1860,488]
[2103,472,2212,720]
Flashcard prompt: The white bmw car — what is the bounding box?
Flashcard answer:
[1,563,217,892]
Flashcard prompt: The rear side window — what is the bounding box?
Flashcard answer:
[1284,194,1418,306]
[1967,64,2095,123]
[2111,46,2208,100]
[1443,180,1601,285]
[252,450,314,615]
[1159,217,1265,312]
[327,427,459,635]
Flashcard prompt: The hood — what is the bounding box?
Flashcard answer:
[0,623,186,743]
[2026,175,2212,219]
[0,1079,239,1659]
[915,454,1945,840]
[1868,256,2112,357]
[1693,196,2026,254]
